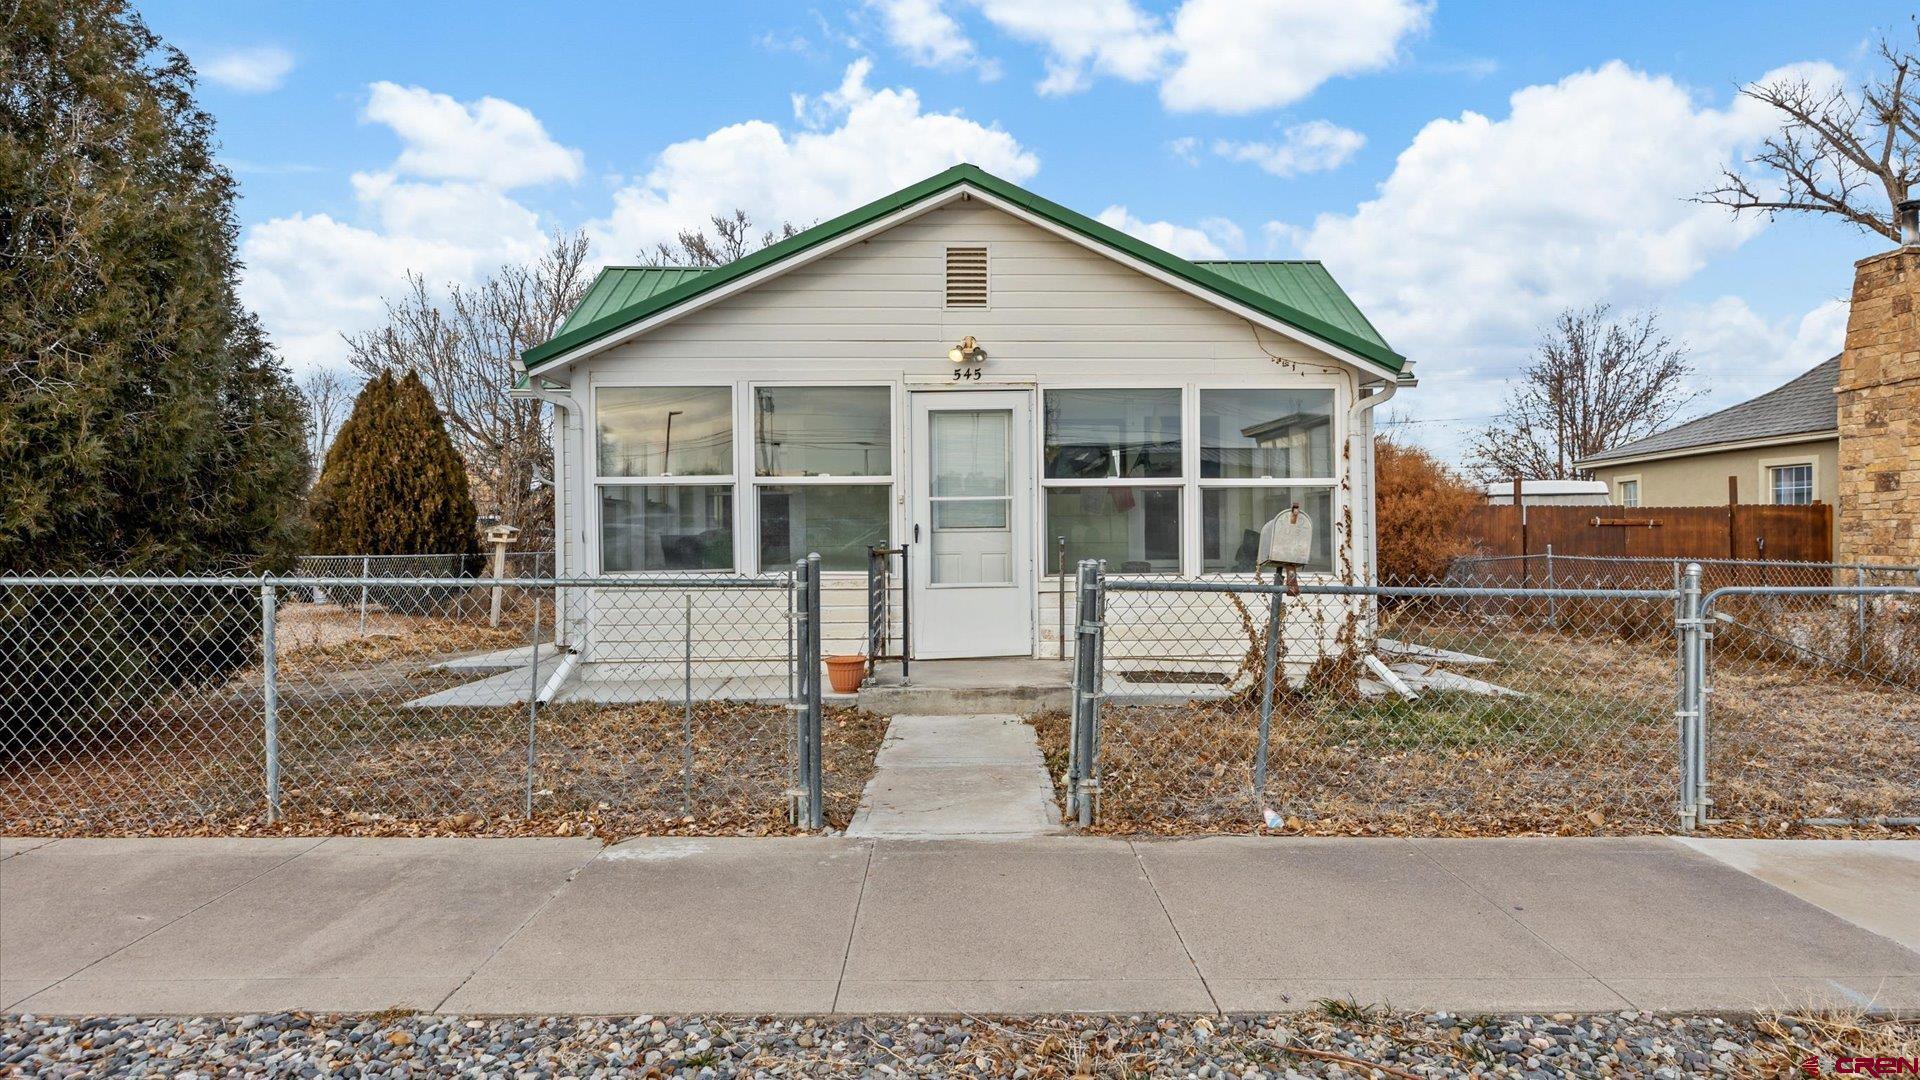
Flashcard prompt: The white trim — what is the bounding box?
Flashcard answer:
[527,181,1402,384]
[1575,429,1836,470]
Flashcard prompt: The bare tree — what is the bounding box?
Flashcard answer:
[652,209,803,266]
[1469,306,1700,482]
[296,366,360,472]
[1696,24,1920,240]
[343,231,593,544]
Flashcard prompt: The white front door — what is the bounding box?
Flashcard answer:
[910,390,1034,658]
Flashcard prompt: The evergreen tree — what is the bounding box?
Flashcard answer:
[308,372,480,557]
[1,0,309,573]
[1,0,309,741]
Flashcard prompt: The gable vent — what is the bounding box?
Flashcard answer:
[944,245,989,308]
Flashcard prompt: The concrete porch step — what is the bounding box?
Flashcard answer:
[851,658,1072,716]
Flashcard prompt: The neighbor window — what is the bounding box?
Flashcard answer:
[1769,463,1814,505]
[1617,479,1640,507]
[754,386,892,571]
[1042,389,1182,572]
[1197,389,1336,574]
[596,386,734,572]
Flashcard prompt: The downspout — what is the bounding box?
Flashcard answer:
[520,381,585,670]
[1348,376,1404,586]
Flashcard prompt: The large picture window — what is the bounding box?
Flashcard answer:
[1198,388,1336,574]
[1042,389,1182,573]
[754,386,892,571]
[596,386,734,572]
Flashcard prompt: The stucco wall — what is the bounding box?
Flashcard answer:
[1585,437,1838,509]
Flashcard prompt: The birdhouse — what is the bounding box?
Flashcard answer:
[1256,506,1313,568]
[482,523,520,547]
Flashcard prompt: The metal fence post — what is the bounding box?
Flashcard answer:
[1676,563,1704,831]
[806,552,824,830]
[792,558,813,827]
[683,594,695,814]
[260,583,281,823]
[1545,544,1559,629]
[1068,560,1106,828]
[1855,565,1869,668]
[1065,561,1088,821]
[1253,570,1283,801]
[525,592,541,818]
[358,555,370,636]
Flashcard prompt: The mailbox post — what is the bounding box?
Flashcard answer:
[483,523,521,628]
[1253,505,1311,803]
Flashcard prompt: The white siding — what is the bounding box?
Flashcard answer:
[549,200,1381,673]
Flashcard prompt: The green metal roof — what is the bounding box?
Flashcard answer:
[1191,261,1389,353]
[526,163,1404,374]
[559,266,710,335]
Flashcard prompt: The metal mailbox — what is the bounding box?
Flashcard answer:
[1256,505,1313,569]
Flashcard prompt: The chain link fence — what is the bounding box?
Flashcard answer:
[1447,553,1920,592]
[1,568,882,838]
[1052,562,1919,837]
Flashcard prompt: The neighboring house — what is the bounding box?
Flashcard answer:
[1576,357,1839,513]
[512,164,1411,676]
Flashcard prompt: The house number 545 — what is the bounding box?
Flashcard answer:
[951,366,983,381]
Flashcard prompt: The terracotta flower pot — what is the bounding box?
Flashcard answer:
[825,654,867,694]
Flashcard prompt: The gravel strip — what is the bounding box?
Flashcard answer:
[5,1009,1912,1077]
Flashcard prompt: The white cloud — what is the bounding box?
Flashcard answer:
[1666,296,1848,413]
[1215,120,1366,177]
[1168,135,1201,165]
[362,82,582,189]
[200,46,294,93]
[865,0,990,73]
[1161,0,1430,113]
[239,85,573,372]
[884,0,1426,112]
[1276,60,1848,456]
[594,60,1038,260]
[1096,205,1243,259]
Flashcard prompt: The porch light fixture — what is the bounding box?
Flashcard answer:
[948,335,985,365]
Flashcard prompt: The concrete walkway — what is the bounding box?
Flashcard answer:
[845,715,1062,839]
[4,836,1918,1017]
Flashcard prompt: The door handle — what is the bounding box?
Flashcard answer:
[913,524,921,543]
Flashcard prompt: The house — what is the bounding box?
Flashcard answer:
[1576,357,1838,514]
[511,164,1410,682]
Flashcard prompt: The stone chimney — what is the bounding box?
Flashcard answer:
[1835,212,1920,565]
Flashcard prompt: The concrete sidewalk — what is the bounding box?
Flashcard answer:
[3,835,1917,1017]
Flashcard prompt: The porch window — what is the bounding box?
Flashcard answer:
[1198,389,1335,574]
[754,386,892,571]
[1042,389,1182,573]
[596,386,734,572]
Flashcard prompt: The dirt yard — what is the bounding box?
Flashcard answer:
[1,605,886,839]
[1034,608,1919,839]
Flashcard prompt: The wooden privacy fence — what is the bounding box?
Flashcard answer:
[1463,502,1833,562]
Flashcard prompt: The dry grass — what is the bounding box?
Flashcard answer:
[1747,1012,1920,1077]
[1,605,885,839]
[1036,608,1919,838]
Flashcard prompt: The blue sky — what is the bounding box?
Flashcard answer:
[143,0,1912,458]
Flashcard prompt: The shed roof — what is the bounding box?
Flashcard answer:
[524,163,1405,375]
[1578,356,1840,466]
